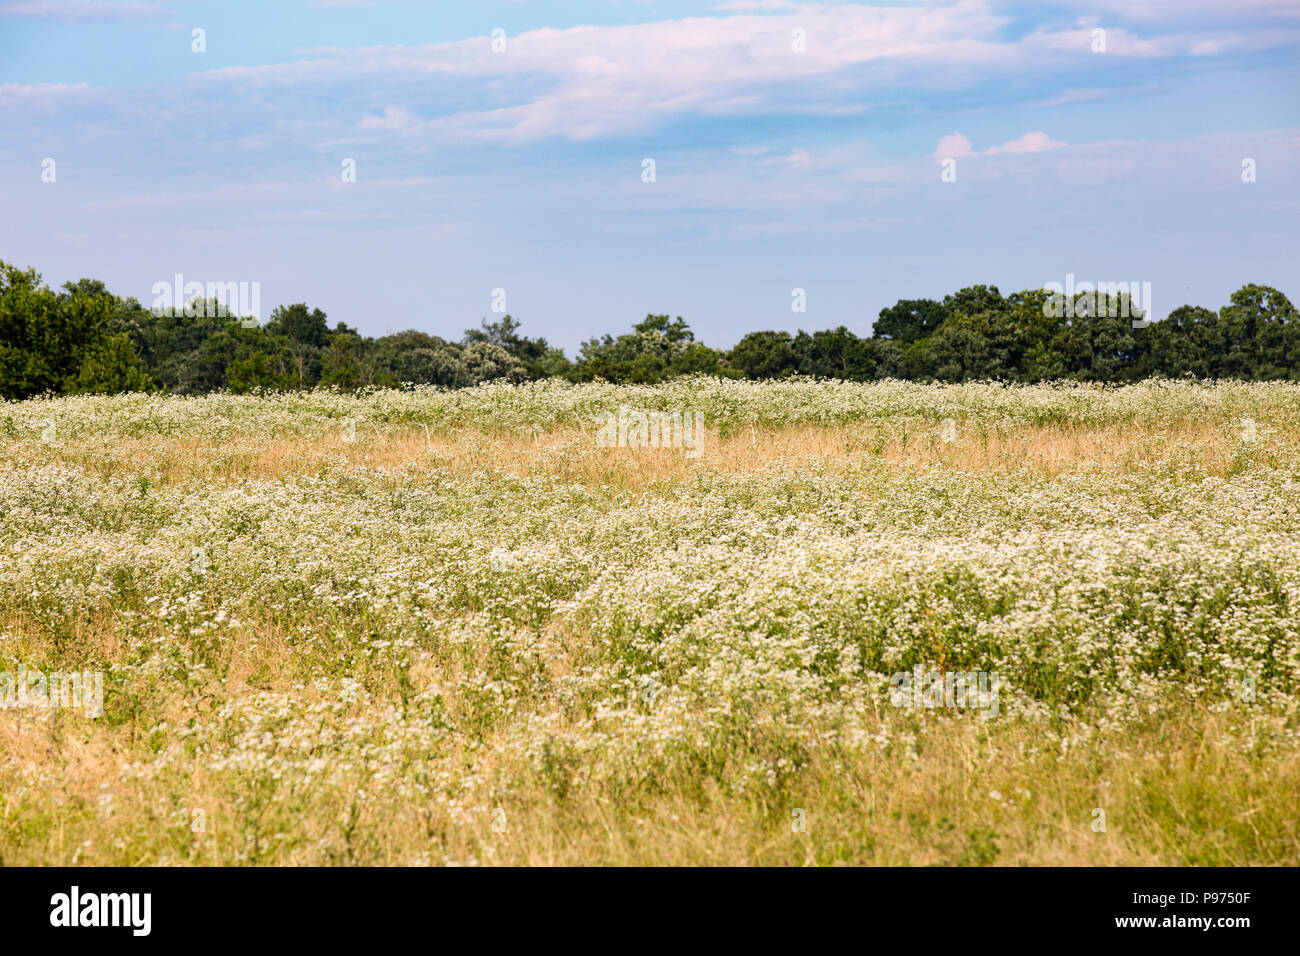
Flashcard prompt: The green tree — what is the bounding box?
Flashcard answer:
[943,285,1006,319]
[267,303,330,349]
[729,331,799,379]
[793,327,884,380]
[458,341,528,386]
[873,298,947,344]
[571,314,724,384]
[1137,305,1221,379]
[0,261,154,398]
[64,333,155,394]
[463,315,567,379]
[199,325,297,393]
[1217,284,1300,380]
[375,331,461,386]
[319,331,366,389]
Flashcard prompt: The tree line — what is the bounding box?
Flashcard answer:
[1,259,1296,400]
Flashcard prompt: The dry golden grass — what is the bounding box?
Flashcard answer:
[4,680,1294,866]
[2,383,1297,866]
[12,417,1286,487]
[4,579,1296,867]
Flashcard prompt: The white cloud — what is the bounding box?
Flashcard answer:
[714,1,801,11]
[359,106,418,131]
[1028,0,1300,22]
[934,132,976,159]
[1031,87,1109,108]
[7,0,1259,156]
[197,3,1021,143]
[759,148,812,167]
[181,2,1290,147]
[7,0,1294,159]
[1031,24,1295,58]
[934,130,1066,159]
[986,131,1067,155]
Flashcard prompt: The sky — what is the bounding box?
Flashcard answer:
[1,0,1297,353]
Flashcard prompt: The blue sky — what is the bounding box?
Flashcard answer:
[2,0,1297,352]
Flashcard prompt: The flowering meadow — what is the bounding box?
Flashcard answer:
[1,378,1297,865]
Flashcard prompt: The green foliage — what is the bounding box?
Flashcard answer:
[371,331,527,388]
[0,261,155,399]
[730,331,798,379]
[874,298,946,344]
[571,314,733,384]
[458,341,529,386]
[793,327,901,381]
[267,303,330,349]
[64,333,155,394]
[729,283,1296,385]
[1216,284,1300,380]
[374,331,462,387]
[1,261,1297,397]
[318,331,366,390]
[464,315,568,380]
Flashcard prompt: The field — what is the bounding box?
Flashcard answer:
[1,378,1298,866]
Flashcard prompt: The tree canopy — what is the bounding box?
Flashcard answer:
[1,259,1296,399]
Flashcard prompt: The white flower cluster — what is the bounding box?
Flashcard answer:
[1,378,1297,863]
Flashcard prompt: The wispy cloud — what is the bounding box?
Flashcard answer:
[1,0,1295,344]
[933,130,1066,159]
[0,0,175,21]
